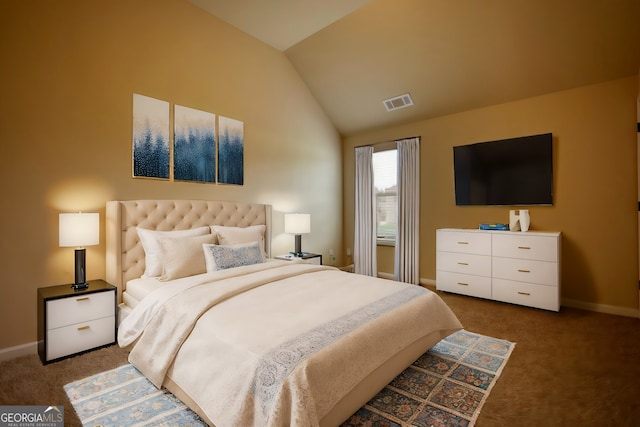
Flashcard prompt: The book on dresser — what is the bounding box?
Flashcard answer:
[435,228,561,311]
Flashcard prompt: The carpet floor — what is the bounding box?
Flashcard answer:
[63,330,513,427]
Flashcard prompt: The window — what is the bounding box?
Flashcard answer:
[372,148,397,245]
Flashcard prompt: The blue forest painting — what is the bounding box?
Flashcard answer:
[132,94,170,179]
[218,116,244,185]
[174,105,216,183]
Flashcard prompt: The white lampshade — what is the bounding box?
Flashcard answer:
[59,213,99,247]
[284,213,310,234]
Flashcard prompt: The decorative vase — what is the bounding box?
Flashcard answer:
[509,210,521,231]
[520,210,530,232]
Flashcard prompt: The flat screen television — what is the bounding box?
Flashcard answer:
[453,133,553,206]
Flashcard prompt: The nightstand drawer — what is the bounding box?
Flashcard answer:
[47,291,115,329]
[303,256,321,265]
[436,251,491,276]
[46,316,116,360]
[493,279,559,311]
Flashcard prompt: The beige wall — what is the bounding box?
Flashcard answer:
[0,0,342,349]
[343,76,639,314]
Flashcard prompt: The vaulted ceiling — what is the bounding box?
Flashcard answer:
[189,0,640,136]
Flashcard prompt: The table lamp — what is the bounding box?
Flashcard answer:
[284,213,310,257]
[59,212,99,289]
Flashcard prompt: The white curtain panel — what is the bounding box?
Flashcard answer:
[354,145,377,276]
[395,137,420,284]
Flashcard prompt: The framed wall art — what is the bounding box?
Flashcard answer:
[174,105,216,183]
[132,94,170,179]
[218,116,244,185]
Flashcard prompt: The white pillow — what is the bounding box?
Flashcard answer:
[158,234,216,281]
[137,226,210,277]
[203,241,265,272]
[210,224,266,247]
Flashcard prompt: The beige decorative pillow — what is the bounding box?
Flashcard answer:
[210,225,266,247]
[137,226,210,277]
[158,234,216,281]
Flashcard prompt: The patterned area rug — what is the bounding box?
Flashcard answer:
[64,364,206,427]
[341,330,515,426]
[64,330,514,427]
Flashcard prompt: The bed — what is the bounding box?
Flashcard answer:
[106,199,463,427]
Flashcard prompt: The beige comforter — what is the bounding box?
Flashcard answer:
[118,261,462,427]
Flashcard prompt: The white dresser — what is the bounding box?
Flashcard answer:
[436,228,561,311]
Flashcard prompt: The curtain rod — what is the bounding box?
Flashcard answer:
[354,135,421,149]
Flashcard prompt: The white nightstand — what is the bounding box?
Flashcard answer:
[37,280,117,364]
[275,253,322,265]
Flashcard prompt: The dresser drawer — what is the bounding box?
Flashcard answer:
[46,316,116,360]
[493,279,559,311]
[492,257,558,286]
[492,234,558,262]
[436,271,492,299]
[437,230,491,255]
[47,291,115,329]
[436,251,491,277]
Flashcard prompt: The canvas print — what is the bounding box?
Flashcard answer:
[218,116,244,185]
[174,105,216,183]
[132,94,170,179]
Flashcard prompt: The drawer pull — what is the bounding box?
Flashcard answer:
[457,241,469,245]
[457,262,469,266]
[517,269,531,273]
[517,246,531,250]
[77,325,91,331]
[76,297,90,301]
[517,291,531,296]
[457,282,469,286]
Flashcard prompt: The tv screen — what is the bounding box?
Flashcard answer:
[453,133,553,206]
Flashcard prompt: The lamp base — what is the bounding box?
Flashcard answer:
[294,234,303,258]
[72,248,88,290]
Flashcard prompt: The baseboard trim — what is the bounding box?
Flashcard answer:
[377,272,394,280]
[561,298,639,318]
[420,278,436,287]
[0,341,37,362]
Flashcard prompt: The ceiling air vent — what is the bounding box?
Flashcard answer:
[383,93,414,112]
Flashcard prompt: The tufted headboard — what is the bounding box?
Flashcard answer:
[106,200,272,302]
